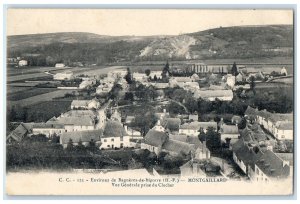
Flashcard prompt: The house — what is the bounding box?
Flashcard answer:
[281,67,288,76]
[151,82,169,89]
[235,72,245,82]
[96,83,114,95]
[56,115,96,132]
[55,63,65,68]
[32,123,65,137]
[125,116,135,125]
[79,79,95,89]
[232,139,290,182]
[53,71,74,80]
[169,134,210,160]
[151,120,165,132]
[273,121,293,140]
[188,113,198,121]
[180,160,206,177]
[232,139,264,177]
[179,121,218,136]
[193,90,233,101]
[6,123,33,143]
[100,120,130,149]
[254,150,290,182]
[162,139,195,157]
[191,73,200,81]
[141,129,169,155]
[149,71,162,80]
[60,129,103,148]
[244,106,293,140]
[231,115,242,125]
[275,153,293,176]
[111,110,122,122]
[18,60,28,67]
[226,74,236,88]
[133,72,147,82]
[71,99,100,110]
[161,118,181,132]
[219,124,239,143]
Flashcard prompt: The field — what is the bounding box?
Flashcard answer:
[7,88,57,101]
[8,100,72,123]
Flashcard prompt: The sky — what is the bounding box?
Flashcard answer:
[7,9,293,36]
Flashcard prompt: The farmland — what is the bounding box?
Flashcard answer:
[7,88,57,101]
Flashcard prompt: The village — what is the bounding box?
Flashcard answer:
[6,60,293,183]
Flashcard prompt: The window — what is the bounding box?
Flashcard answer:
[120,143,123,148]
[120,137,123,141]
[111,138,114,142]
[281,135,285,139]
[107,145,110,147]
[104,139,107,142]
[256,168,259,175]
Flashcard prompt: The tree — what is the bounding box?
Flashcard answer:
[145,69,151,76]
[124,67,133,84]
[238,117,247,129]
[66,139,74,152]
[249,76,256,94]
[205,127,221,152]
[124,92,134,101]
[198,128,206,142]
[87,139,98,152]
[153,75,158,81]
[162,61,171,79]
[75,139,86,153]
[231,62,238,76]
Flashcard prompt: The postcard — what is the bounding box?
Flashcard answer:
[5,8,294,196]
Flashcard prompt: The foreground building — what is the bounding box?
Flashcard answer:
[100,120,131,149]
[232,139,291,182]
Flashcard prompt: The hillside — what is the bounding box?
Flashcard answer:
[7,25,293,65]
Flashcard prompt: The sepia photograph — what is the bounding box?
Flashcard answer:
[4,7,294,196]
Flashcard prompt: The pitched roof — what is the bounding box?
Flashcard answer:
[275,153,293,166]
[161,118,181,131]
[180,121,217,130]
[60,129,103,144]
[32,123,64,129]
[220,124,239,134]
[275,121,293,130]
[240,125,268,143]
[244,106,258,116]
[180,160,206,176]
[173,77,192,83]
[232,139,263,170]
[194,90,233,99]
[71,100,90,107]
[162,139,195,155]
[57,116,95,126]
[144,129,168,147]
[7,123,33,142]
[103,120,127,138]
[61,110,96,118]
[255,150,290,179]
